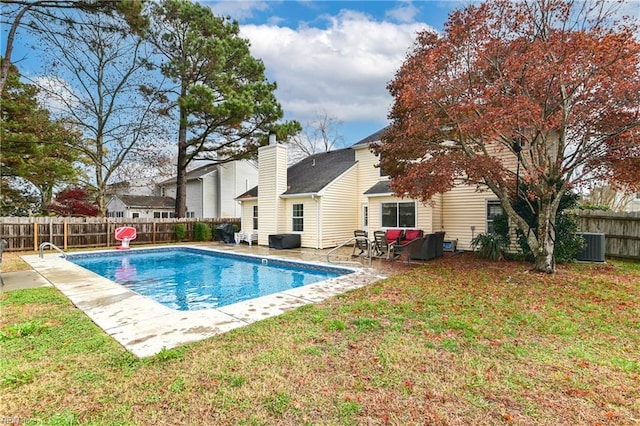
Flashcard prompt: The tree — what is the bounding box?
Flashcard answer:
[47,186,98,217]
[0,177,40,216]
[0,0,146,93]
[288,109,344,163]
[0,61,82,212]
[146,0,299,217]
[379,0,640,273]
[31,9,164,216]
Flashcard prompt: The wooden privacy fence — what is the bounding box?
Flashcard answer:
[572,210,640,260]
[0,217,241,252]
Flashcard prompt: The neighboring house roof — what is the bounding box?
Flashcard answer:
[350,126,388,148]
[236,148,357,199]
[363,180,392,196]
[159,163,220,186]
[112,195,175,209]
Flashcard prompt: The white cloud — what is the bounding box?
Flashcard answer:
[205,0,271,20]
[240,10,432,126]
[33,75,79,114]
[386,0,421,23]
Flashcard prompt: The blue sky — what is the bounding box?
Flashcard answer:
[4,1,463,146]
[205,0,463,145]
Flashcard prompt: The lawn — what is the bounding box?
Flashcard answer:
[1,253,638,425]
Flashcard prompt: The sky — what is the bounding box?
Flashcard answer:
[3,0,463,148]
[206,0,463,145]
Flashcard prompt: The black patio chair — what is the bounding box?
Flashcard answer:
[373,231,396,259]
[352,230,369,257]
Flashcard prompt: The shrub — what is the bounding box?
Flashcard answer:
[471,233,509,261]
[194,222,212,241]
[174,223,187,241]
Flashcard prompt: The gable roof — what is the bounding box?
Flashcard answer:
[350,126,388,148]
[236,148,357,199]
[112,195,175,209]
[159,163,219,186]
[363,180,392,196]
[283,148,356,195]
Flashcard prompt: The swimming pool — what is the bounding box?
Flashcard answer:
[68,247,351,311]
[22,245,381,357]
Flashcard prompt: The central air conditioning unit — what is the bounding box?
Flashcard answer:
[575,232,606,262]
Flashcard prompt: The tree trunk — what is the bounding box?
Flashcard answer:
[175,104,188,218]
[530,202,557,274]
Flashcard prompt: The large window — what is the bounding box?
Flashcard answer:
[292,203,304,232]
[381,202,415,228]
[487,200,504,233]
[107,211,124,218]
[252,205,258,230]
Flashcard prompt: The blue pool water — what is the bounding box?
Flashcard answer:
[68,248,351,311]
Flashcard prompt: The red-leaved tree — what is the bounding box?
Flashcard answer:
[48,187,99,217]
[379,0,640,273]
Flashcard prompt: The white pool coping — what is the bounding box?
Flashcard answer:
[21,245,386,357]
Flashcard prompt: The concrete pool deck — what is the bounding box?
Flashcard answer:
[19,243,392,357]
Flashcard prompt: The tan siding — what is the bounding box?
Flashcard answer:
[355,146,389,233]
[442,185,498,250]
[317,166,359,248]
[240,200,257,233]
[281,197,316,248]
[257,144,287,246]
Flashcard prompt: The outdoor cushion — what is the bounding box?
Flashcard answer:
[403,229,423,242]
[386,229,403,244]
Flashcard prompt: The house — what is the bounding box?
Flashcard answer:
[236,129,505,250]
[159,161,258,219]
[106,195,176,219]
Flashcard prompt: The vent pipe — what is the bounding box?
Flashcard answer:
[268,131,277,146]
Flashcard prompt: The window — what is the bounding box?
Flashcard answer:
[132,212,140,219]
[292,203,304,232]
[154,211,174,219]
[487,200,503,234]
[252,205,258,230]
[186,211,195,218]
[381,202,415,228]
[108,211,124,218]
[379,153,389,177]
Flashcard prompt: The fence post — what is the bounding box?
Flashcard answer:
[64,221,68,250]
[33,222,38,251]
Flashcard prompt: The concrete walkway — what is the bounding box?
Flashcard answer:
[1,270,52,292]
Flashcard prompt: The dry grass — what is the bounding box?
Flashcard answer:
[1,250,32,272]
[1,253,638,425]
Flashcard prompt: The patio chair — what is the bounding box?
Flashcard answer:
[352,230,369,257]
[396,236,427,263]
[409,232,446,261]
[392,229,424,261]
[373,231,396,259]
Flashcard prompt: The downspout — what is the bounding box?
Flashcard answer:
[312,194,320,249]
